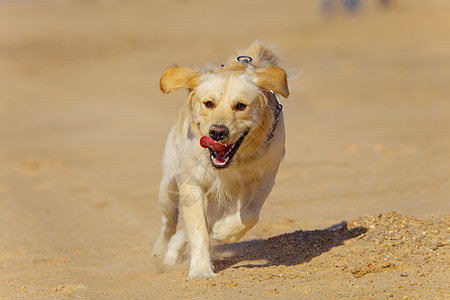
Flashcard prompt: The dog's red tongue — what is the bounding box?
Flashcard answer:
[200,136,231,163]
[200,136,229,151]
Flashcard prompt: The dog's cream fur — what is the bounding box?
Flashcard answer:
[152,41,289,277]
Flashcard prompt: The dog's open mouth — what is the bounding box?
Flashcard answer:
[200,131,249,169]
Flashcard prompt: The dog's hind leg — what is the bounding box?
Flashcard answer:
[163,228,187,265]
[152,178,179,258]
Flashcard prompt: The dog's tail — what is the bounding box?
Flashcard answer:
[243,41,280,68]
[224,41,280,69]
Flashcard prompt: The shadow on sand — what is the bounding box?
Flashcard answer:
[213,222,367,272]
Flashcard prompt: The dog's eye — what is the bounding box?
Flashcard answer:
[203,101,214,109]
[235,103,247,111]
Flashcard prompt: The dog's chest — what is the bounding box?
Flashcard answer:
[203,169,243,204]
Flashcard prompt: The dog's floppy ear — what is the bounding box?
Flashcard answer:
[160,66,202,94]
[255,66,289,98]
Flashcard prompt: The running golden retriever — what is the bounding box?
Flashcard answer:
[152,41,289,277]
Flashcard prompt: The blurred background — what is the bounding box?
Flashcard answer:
[0,0,449,295]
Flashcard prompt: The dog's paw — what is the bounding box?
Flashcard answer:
[151,240,167,258]
[162,228,186,265]
[211,215,248,243]
[163,249,181,265]
[188,262,216,278]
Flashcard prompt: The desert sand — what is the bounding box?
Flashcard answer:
[0,0,448,298]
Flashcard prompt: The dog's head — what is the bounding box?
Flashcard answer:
[160,62,289,169]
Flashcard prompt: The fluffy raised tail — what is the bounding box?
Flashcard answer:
[244,41,280,68]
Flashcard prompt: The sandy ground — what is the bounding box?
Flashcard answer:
[0,0,449,298]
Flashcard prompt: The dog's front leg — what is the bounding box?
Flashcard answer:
[179,183,215,278]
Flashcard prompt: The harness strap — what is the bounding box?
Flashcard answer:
[264,90,283,147]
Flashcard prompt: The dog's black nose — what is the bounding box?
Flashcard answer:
[209,125,229,142]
